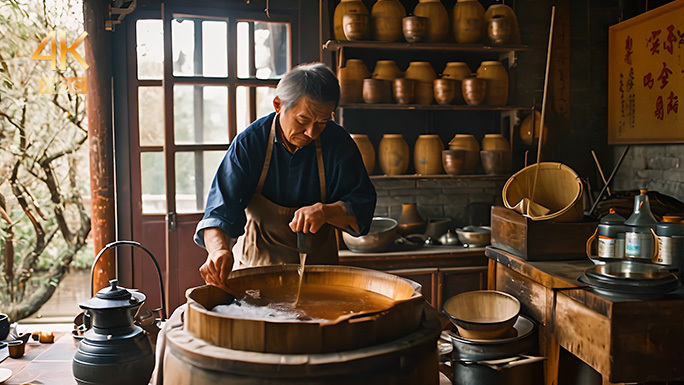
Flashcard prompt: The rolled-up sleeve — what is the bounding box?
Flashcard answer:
[193,140,258,248]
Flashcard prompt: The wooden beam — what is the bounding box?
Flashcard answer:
[84,0,116,294]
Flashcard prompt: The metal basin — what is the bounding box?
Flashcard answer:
[455,226,491,247]
[593,260,673,280]
[342,217,398,253]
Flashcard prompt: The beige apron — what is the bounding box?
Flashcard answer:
[240,115,338,267]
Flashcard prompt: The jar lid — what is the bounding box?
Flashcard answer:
[79,279,145,311]
[600,208,626,225]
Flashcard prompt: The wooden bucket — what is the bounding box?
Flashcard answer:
[184,265,425,354]
[163,306,441,385]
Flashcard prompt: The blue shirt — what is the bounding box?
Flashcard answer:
[194,112,376,247]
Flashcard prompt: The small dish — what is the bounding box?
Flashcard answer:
[0,367,13,383]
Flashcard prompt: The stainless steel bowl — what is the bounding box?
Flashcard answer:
[593,260,674,280]
[455,226,491,247]
[342,217,398,253]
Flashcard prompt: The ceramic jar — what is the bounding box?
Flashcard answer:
[413,0,449,42]
[379,134,409,175]
[334,0,369,41]
[343,13,370,41]
[363,78,392,103]
[484,4,521,44]
[351,134,376,174]
[373,60,401,81]
[481,134,509,151]
[402,15,428,43]
[433,78,456,105]
[393,78,415,104]
[477,61,508,105]
[371,0,406,42]
[414,134,444,175]
[452,0,485,44]
[398,203,426,236]
[461,76,486,105]
[405,61,436,105]
[338,59,370,104]
[448,134,480,174]
[442,62,471,104]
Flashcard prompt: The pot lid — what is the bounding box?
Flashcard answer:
[600,208,626,225]
[80,279,145,310]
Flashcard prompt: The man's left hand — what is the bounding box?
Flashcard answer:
[290,202,326,233]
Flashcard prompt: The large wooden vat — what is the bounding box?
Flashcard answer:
[184,265,426,354]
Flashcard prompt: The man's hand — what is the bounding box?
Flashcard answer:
[201,227,236,287]
[290,202,327,233]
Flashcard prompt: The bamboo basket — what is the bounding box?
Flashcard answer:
[184,265,425,354]
[502,162,584,222]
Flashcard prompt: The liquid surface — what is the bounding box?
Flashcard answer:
[212,283,396,322]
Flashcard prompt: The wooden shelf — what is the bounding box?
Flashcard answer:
[369,174,509,180]
[323,40,533,53]
[339,103,534,111]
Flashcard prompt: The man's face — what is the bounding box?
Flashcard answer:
[274,96,335,148]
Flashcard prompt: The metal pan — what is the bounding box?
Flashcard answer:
[448,314,537,362]
[592,260,673,280]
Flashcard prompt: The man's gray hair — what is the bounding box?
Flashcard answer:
[275,63,340,112]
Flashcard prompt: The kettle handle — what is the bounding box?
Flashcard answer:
[585,227,598,258]
[90,241,167,320]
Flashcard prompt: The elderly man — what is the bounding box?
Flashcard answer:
[194,63,376,287]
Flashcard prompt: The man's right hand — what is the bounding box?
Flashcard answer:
[201,227,236,287]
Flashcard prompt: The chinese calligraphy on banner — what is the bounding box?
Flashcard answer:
[608,0,684,144]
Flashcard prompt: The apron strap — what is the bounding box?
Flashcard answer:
[256,114,277,194]
[316,139,327,203]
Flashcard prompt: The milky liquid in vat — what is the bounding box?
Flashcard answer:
[212,283,396,322]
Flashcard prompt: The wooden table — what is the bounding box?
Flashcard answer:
[486,246,684,385]
[0,332,77,385]
[340,246,488,310]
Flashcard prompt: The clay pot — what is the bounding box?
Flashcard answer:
[405,61,436,105]
[351,134,376,174]
[343,13,370,41]
[433,78,456,105]
[413,0,449,42]
[442,62,471,104]
[371,0,406,42]
[363,78,392,104]
[452,0,485,44]
[338,59,370,104]
[334,0,369,41]
[448,134,480,174]
[520,110,549,147]
[477,61,508,105]
[414,134,444,175]
[398,203,426,236]
[392,78,415,104]
[484,4,521,44]
[461,76,486,106]
[481,134,509,151]
[442,149,467,176]
[378,134,409,175]
[402,15,428,43]
[480,150,511,175]
[373,60,401,81]
[487,15,511,45]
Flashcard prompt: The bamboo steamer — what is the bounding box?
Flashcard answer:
[484,4,521,44]
[371,0,406,42]
[372,60,401,81]
[448,134,479,174]
[338,59,370,104]
[351,134,376,174]
[481,133,509,151]
[413,0,449,42]
[452,0,485,44]
[476,61,508,105]
[379,134,410,175]
[442,62,471,104]
[405,61,436,105]
[184,265,425,354]
[333,0,369,41]
[502,162,584,222]
[414,134,444,175]
[163,305,441,385]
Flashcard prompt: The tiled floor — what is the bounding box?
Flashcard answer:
[0,332,77,385]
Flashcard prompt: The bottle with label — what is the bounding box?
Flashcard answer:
[624,190,658,260]
[597,208,627,259]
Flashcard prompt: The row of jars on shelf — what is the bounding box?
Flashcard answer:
[351,132,511,176]
[339,59,509,105]
[334,0,521,45]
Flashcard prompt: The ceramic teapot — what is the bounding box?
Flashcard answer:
[73,241,166,385]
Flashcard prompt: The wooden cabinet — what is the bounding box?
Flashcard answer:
[339,247,488,310]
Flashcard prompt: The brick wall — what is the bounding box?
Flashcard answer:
[372,177,506,227]
[612,145,684,201]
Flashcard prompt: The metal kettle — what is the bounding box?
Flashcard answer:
[73,241,166,385]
